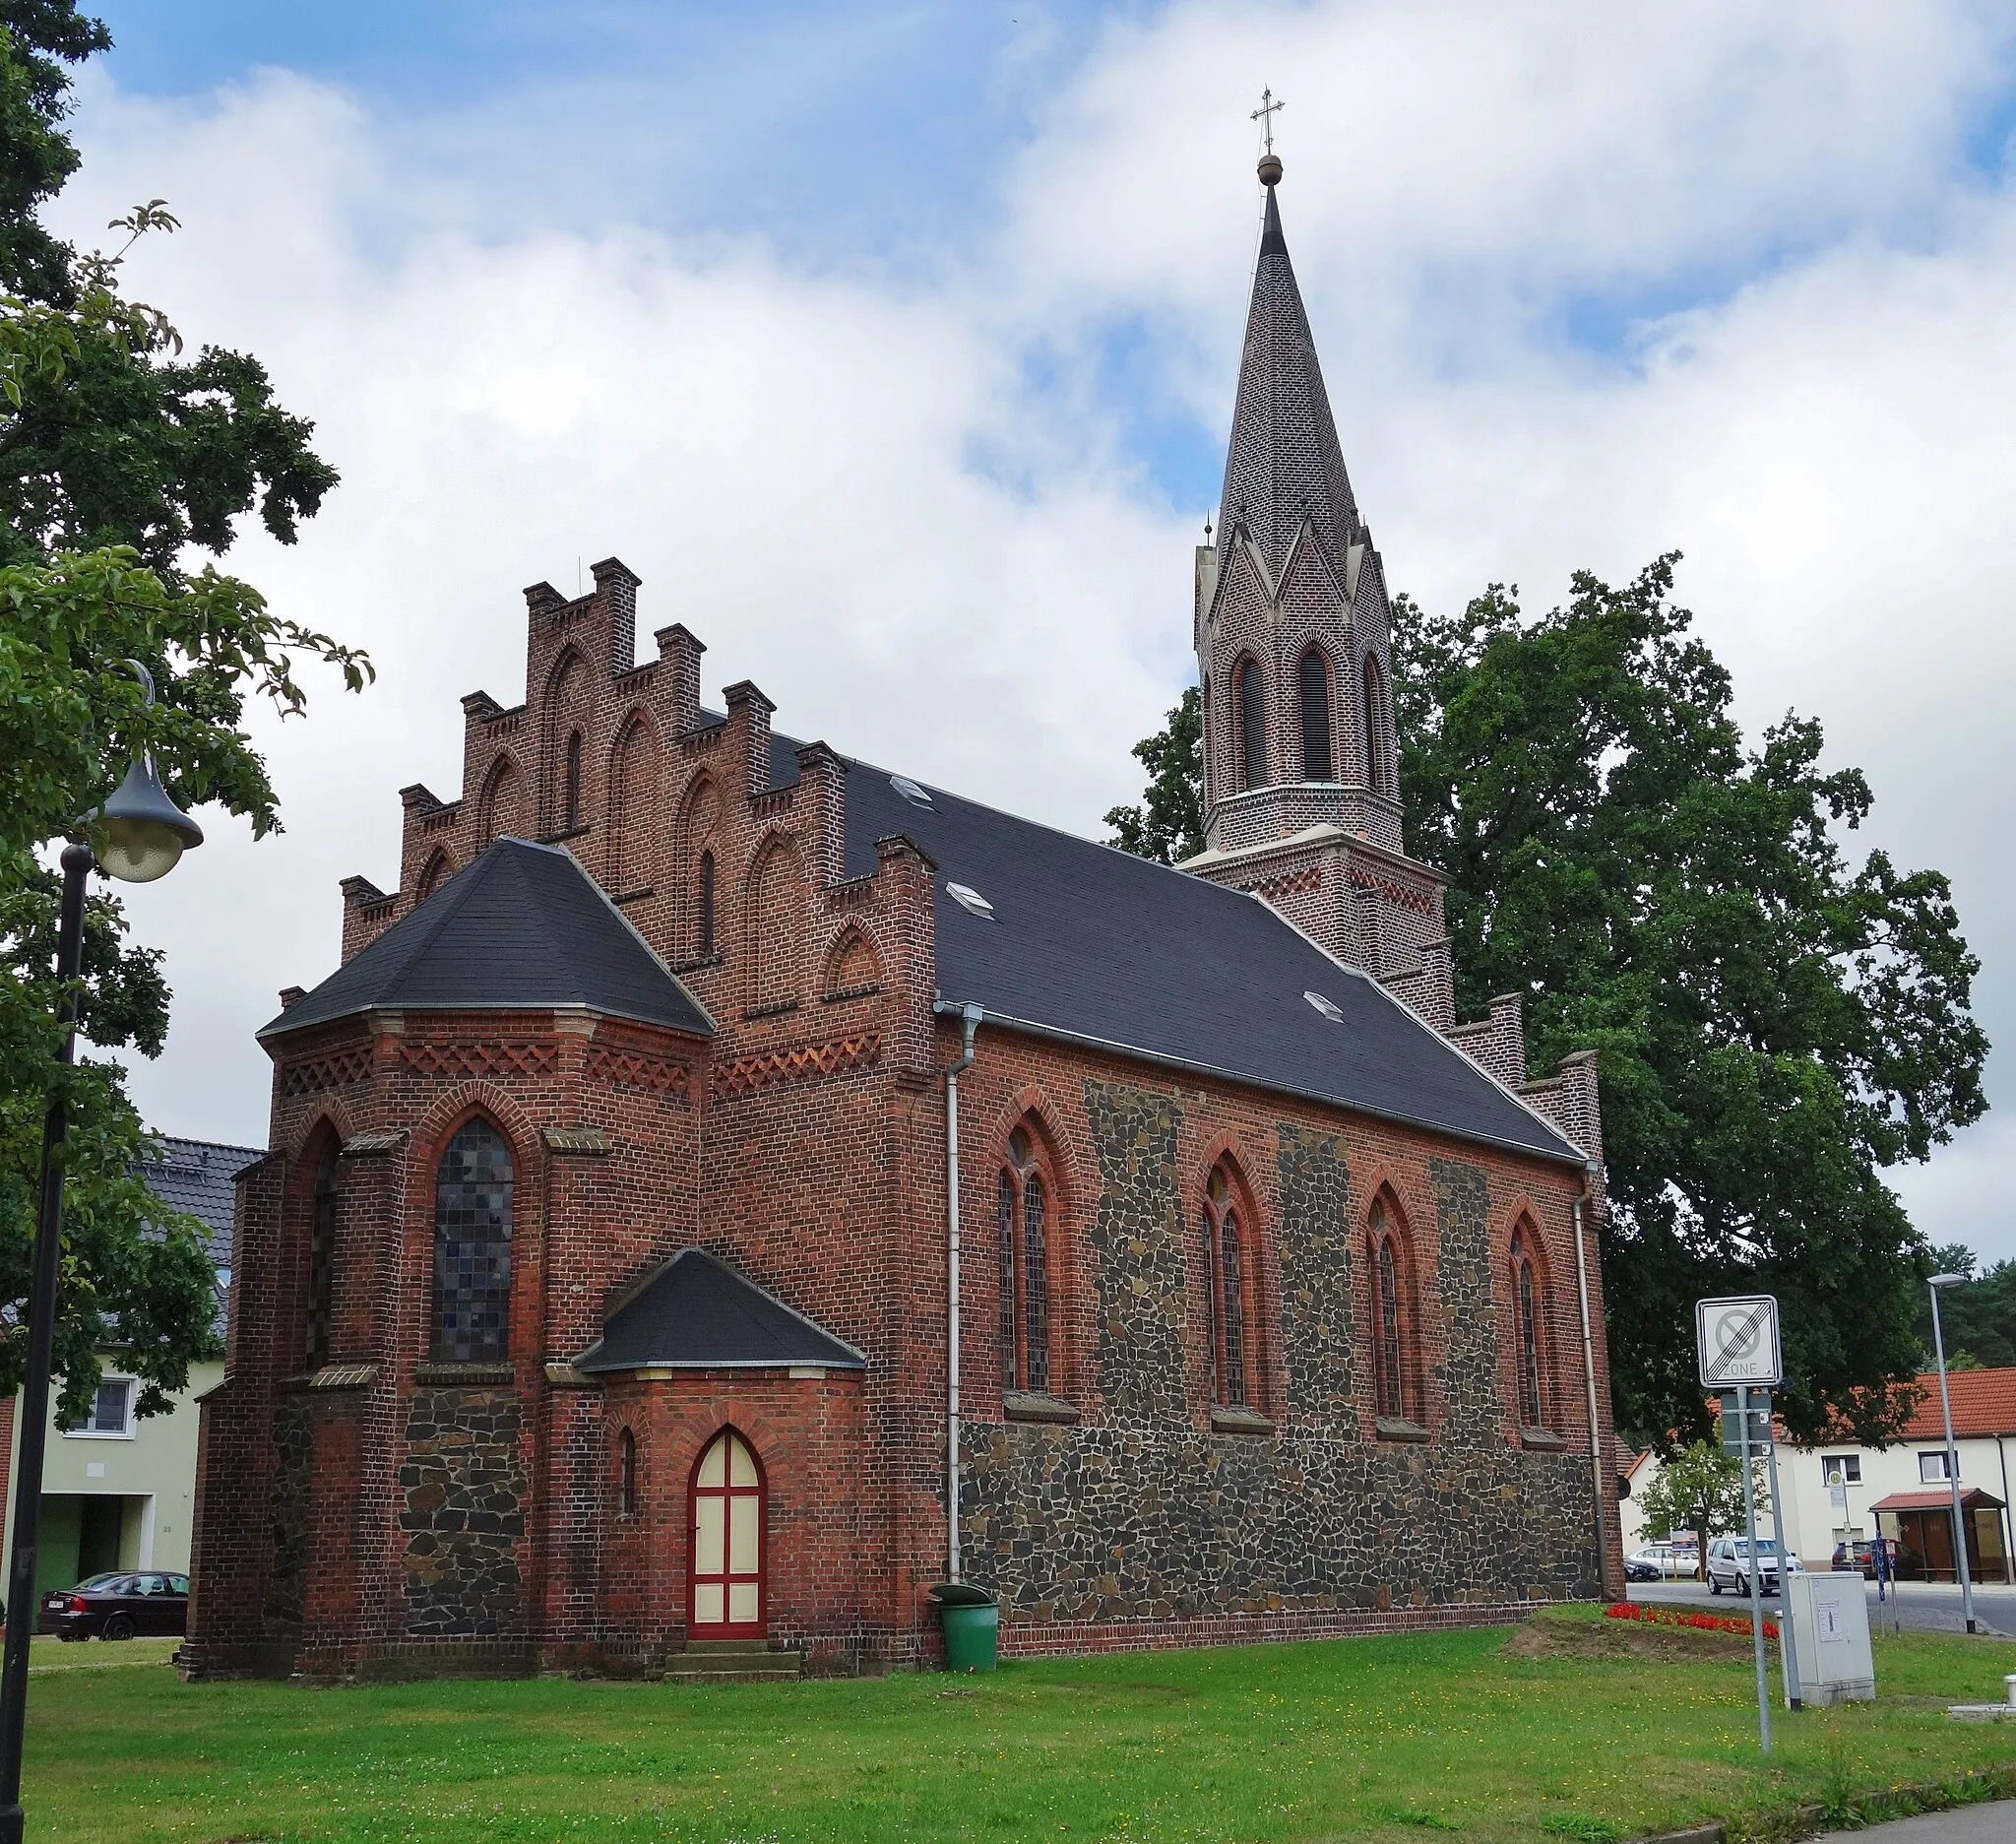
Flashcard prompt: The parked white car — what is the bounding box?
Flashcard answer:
[1705,1536,1802,1596]
[1625,1544,1696,1581]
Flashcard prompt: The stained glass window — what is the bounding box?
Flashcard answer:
[1203,1165,1251,1408]
[1371,1201,1408,1422]
[432,1117,514,1362]
[998,1126,1051,1394]
[307,1141,338,1367]
[1513,1226,1544,1429]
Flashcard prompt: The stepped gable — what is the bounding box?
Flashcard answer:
[262,836,711,1039]
[577,1248,865,1373]
[1218,180,1360,584]
[836,754,1581,1167]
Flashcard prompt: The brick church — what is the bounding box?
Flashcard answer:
[185,156,1622,1681]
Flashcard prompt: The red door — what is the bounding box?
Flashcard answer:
[689,1430,764,1638]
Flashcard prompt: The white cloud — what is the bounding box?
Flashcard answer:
[55,4,2016,1259]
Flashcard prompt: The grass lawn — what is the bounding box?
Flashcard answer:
[19,1612,2016,1842]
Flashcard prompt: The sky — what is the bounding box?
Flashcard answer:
[58,0,2016,1261]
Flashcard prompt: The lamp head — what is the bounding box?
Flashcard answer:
[1928,1273,1968,1289]
[97,754,203,883]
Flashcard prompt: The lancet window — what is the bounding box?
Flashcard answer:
[1298,646,1333,782]
[431,1116,514,1363]
[1201,1163,1251,1408]
[1368,1194,1418,1426]
[996,1126,1051,1395]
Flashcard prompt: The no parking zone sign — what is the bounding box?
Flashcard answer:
[1696,1295,1783,1390]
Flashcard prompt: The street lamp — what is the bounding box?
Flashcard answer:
[0,680,202,1844]
[1927,1272,1977,1636]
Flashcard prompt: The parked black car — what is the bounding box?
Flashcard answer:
[39,1571,189,1641]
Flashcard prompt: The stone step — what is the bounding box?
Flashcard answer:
[661,1645,805,1684]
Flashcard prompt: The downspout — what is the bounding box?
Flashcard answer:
[944,1004,982,1582]
[1572,1161,1611,1597]
[1999,1434,2013,1585]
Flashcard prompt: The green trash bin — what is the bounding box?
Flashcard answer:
[929,1581,999,1672]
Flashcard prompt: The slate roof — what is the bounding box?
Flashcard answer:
[139,1135,261,1269]
[1218,181,1362,584]
[263,837,711,1040]
[576,1248,865,1373]
[139,1135,262,1334]
[828,746,1584,1166]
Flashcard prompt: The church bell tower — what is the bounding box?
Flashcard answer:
[1184,141,1457,1032]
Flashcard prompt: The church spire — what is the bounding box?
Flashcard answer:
[1217,154,1359,588]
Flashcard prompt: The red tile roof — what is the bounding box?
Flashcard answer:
[1870,1487,2006,1513]
[1896,1367,2016,1440]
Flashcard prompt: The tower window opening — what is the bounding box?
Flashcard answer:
[698,850,716,959]
[1236,659,1267,792]
[564,730,584,832]
[1298,646,1333,782]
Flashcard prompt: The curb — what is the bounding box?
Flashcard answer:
[1627,1768,2016,1844]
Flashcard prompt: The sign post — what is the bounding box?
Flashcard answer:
[1699,1296,1784,1755]
[1761,1425,1803,1709]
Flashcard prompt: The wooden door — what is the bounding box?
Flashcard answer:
[689,1430,764,1638]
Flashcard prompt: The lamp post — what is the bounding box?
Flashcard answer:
[1927,1273,1976,1636]
[0,697,202,1844]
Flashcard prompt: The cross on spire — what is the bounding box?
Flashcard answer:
[1250,87,1284,156]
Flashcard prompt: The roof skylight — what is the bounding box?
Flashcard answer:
[946,882,995,921]
[1304,989,1344,1023]
[891,775,934,809]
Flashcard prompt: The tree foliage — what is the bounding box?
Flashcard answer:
[1103,686,1204,865]
[1394,558,1985,1447]
[1918,1244,2016,1372]
[1635,1440,1767,1575]
[0,6,366,1420]
[1107,555,1988,1450]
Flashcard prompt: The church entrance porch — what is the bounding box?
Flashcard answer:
[689,1429,764,1638]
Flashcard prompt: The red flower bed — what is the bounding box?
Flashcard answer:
[1606,1601,1779,1640]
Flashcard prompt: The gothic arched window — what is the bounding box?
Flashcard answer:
[996,1126,1051,1395]
[1511,1222,1547,1430]
[1362,654,1390,795]
[1368,1194,1418,1426]
[1298,646,1333,782]
[1236,658,1267,792]
[563,731,584,832]
[1202,1163,1250,1408]
[698,850,717,959]
[306,1140,339,1366]
[618,1427,638,1516]
[432,1117,514,1363]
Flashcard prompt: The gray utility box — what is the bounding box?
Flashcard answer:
[1784,1571,1875,1706]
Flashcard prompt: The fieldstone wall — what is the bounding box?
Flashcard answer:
[400,1387,527,1637]
[1083,1080,1188,1421]
[958,1080,1603,1633]
[1276,1121,1355,1421]
[262,1398,312,1636]
[963,1425,1594,1620]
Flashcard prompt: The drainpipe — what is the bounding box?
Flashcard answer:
[1999,1434,2013,1585]
[1571,1162,1611,1597]
[944,1003,982,1582]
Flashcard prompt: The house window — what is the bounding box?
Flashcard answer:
[1236,658,1267,791]
[432,1117,514,1363]
[698,850,716,958]
[1822,1454,1862,1488]
[618,1428,638,1516]
[306,1141,338,1366]
[997,1127,1051,1394]
[61,1377,135,1438]
[1920,1450,1956,1484]
[1510,1222,1546,1430]
[563,730,584,832]
[1368,1196,1418,1426]
[1298,646,1333,782]
[1202,1164,1250,1408]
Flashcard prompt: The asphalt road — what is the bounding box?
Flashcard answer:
[1629,1575,2016,1637]
[1815,1804,2016,1843]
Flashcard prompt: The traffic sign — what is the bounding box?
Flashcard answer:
[1697,1296,1783,1389]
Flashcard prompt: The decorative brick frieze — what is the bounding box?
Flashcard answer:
[400,1041,560,1081]
[281,1046,374,1097]
[581,1047,690,1101]
[712,1032,882,1100]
